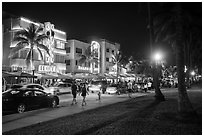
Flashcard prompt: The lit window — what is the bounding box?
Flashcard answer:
[56,40,65,49]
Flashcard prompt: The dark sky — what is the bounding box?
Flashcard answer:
[3,2,150,60]
[2,2,202,66]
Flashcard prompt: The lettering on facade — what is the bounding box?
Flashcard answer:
[38,65,56,73]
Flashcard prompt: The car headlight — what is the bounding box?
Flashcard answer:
[98,84,101,87]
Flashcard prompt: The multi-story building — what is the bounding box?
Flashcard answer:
[100,39,120,75]
[65,39,120,75]
[2,16,67,74]
[65,39,91,74]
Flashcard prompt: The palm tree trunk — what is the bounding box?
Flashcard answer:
[175,3,195,117]
[153,63,165,101]
[116,63,119,84]
[148,2,165,101]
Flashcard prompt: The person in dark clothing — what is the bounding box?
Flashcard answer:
[81,84,89,106]
[71,82,78,105]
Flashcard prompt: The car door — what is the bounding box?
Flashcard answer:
[33,90,49,108]
[22,90,36,109]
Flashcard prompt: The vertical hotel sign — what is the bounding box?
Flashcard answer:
[44,22,55,65]
[91,41,100,73]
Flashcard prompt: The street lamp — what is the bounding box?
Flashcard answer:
[153,51,163,62]
[191,70,195,76]
[152,51,165,101]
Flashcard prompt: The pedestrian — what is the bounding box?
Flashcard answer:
[144,82,148,92]
[127,80,133,98]
[81,84,89,106]
[147,81,152,90]
[71,82,78,105]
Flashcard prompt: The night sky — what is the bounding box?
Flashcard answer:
[2,2,201,66]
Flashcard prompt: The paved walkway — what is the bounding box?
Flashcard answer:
[2,92,150,133]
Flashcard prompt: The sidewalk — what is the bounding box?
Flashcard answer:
[2,92,149,133]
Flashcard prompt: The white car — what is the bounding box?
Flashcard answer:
[49,82,72,95]
[106,85,118,94]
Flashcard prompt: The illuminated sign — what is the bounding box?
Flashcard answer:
[78,66,91,71]
[38,65,56,72]
[91,41,100,73]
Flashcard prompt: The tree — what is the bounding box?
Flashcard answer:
[78,46,98,74]
[111,51,124,84]
[153,3,201,116]
[9,24,50,72]
[148,2,165,101]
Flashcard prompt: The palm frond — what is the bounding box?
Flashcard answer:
[37,44,50,56]
[35,26,44,34]
[25,50,32,67]
[37,47,44,60]
[78,55,87,65]
[13,36,28,43]
[8,42,28,58]
[14,29,29,39]
[35,34,48,42]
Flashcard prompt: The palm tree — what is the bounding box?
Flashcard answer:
[111,51,124,84]
[148,2,165,101]
[153,3,200,116]
[9,24,50,72]
[78,46,98,74]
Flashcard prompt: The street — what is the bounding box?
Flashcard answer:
[2,86,202,135]
[2,91,149,133]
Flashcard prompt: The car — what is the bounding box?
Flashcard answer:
[9,84,56,95]
[2,88,59,113]
[106,84,118,94]
[49,82,72,95]
[88,80,107,93]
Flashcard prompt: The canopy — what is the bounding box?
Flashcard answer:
[2,72,37,78]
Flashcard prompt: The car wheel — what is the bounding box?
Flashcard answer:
[17,103,26,113]
[50,99,57,108]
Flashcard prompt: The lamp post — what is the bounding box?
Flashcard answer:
[152,51,165,101]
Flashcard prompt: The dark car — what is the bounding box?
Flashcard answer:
[2,88,59,113]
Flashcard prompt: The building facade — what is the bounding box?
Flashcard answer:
[2,16,67,74]
[65,39,91,74]
[65,39,120,75]
[100,39,120,75]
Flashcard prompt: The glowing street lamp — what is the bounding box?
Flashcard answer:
[191,71,195,76]
[153,51,162,61]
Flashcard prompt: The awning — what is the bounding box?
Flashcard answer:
[2,72,37,78]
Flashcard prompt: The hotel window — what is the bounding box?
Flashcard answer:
[106,68,109,71]
[106,58,109,62]
[56,40,65,49]
[75,60,78,65]
[66,47,70,53]
[55,55,65,63]
[65,60,70,65]
[76,48,82,54]
[106,48,109,52]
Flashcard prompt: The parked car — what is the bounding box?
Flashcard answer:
[88,80,107,93]
[106,84,118,94]
[49,82,72,95]
[9,84,56,95]
[2,88,59,113]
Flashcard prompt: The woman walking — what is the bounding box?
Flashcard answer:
[81,84,89,106]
